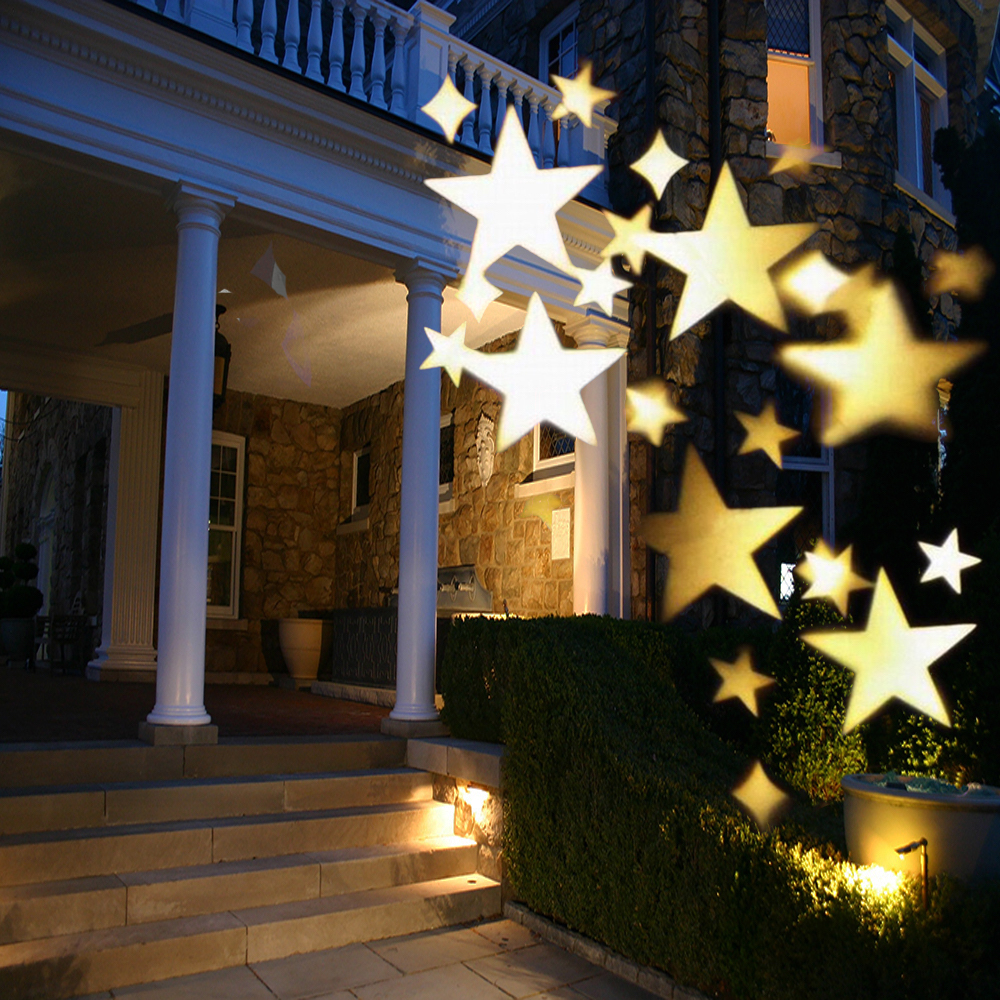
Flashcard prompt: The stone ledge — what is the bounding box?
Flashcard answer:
[312,681,445,710]
[503,900,710,1000]
[137,722,219,746]
[380,718,450,739]
[407,737,504,789]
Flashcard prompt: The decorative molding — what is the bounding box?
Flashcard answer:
[452,0,516,40]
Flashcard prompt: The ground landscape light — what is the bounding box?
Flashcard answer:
[896,838,929,909]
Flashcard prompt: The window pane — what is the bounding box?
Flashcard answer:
[220,445,237,473]
[920,93,934,196]
[439,423,455,486]
[210,471,221,499]
[776,367,822,458]
[209,498,220,524]
[218,500,236,526]
[539,423,575,460]
[766,0,809,56]
[766,57,811,147]
[355,451,371,508]
[211,444,221,471]
[219,472,236,500]
[207,529,233,608]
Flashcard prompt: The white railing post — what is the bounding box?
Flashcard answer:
[510,80,526,136]
[349,2,368,99]
[541,98,556,168]
[260,0,278,62]
[163,0,183,21]
[460,56,477,146]
[477,65,494,154]
[370,11,388,108]
[493,74,509,148]
[235,0,253,51]
[187,0,237,43]
[388,17,408,116]
[282,0,302,72]
[557,111,573,167]
[327,0,347,90]
[526,92,542,165]
[404,1,457,126]
[306,0,324,80]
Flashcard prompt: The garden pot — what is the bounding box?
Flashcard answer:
[842,773,1000,881]
[278,618,332,685]
[0,618,36,663]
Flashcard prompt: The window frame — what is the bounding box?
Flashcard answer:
[206,430,245,621]
[766,0,825,148]
[533,422,576,477]
[538,2,580,84]
[351,446,371,519]
[439,412,454,504]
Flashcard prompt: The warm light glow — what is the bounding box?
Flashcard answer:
[421,74,477,143]
[459,785,491,825]
[774,250,851,316]
[736,400,801,467]
[550,61,615,129]
[732,760,788,829]
[796,539,872,618]
[711,648,775,717]
[925,246,995,301]
[631,130,689,198]
[851,864,906,900]
[625,378,687,447]
[766,57,811,147]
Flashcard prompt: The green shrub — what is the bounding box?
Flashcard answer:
[0,543,44,620]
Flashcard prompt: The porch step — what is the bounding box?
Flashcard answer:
[0,837,478,943]
[0,800,455,887]
[0,874,501,1000]
[0,767,433,835]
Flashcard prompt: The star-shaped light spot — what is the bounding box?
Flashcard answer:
[421,322,470,387]
[520,494,562,529]
[769,144,830,176]
[426,107,602,320]
[711,648,775,717]
[572,258,632,315]
[421,74,477,143]
[919,528,981,594]
[634,162,816,339]
[732,761,788,829]
[550,60,615,129]
[625,378,687,447]
[778,280,986,447]
[423,293,624,452]
[639,445,802,620]
[795,539,872,617]
[600,204,654,275]
[800,569,975,733]
[631,131,688,198]
[925,247,995,301]
[774,250,852,317]
[736,400,800,467]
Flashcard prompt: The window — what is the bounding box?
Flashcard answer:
[534,422,575,475]
[765,0,824,147]
[539,3,579,83]
[886,0,948,204]
[440,413,455,503]
[36,468,56,616]
[352,446,371,517]
[207,432,244,619]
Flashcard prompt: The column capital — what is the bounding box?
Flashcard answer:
[565,309,631,349]
[166,181,236,228]
[394,258,458,294]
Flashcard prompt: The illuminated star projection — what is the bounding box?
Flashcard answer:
[426,107,601,320]
[640,445,802,620]
[801,569,975,733]
[634,162,817,338]
[422,293,623,452]
[796,540,872,618]
[736,400,800,468]
[778,279,986,447]
[631,130,689,198]
[919,528,981,594]
[774,249,851,316]
[925,246,995,301]
[769,144,830,176]
[520,494,563,529]
[711,648,775,716]
[600,204,655,274]
[732,761,788,829]
[550,60,615,129]
[572,258,632,315]
[625,378,687,447]
[420,75,478,143]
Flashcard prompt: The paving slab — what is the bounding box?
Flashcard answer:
[465,942,600,998]
[251,941,401,998]
[369,924,504,973]
[571,971,662,1000]
[471,917,539,951]
[110,966,273,999]
[352,961,512,1000]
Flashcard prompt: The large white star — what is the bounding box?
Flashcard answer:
[919,528,981,594]
[425,107,602,320]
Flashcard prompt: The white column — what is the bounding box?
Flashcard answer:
[87,370,164,681]
[606,351,630,618]
[391,261,450,724]
[147,185,233,727]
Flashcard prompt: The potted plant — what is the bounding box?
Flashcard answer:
[278,615,332,687]
[0,543,45,667]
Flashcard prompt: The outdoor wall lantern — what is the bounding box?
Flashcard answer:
[214,304,231,411]
[896,837,929,908]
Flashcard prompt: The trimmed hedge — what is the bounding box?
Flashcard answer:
[442,615,1000,1000]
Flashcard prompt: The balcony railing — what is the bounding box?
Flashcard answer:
[134,0,616,198]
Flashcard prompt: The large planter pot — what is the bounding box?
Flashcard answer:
[0,618,36,663]
[278,618,332,685]
[842,773,1000,881]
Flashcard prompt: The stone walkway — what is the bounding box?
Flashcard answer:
[71,920,658,1000]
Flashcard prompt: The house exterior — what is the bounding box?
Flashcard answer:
[2,0,998,729]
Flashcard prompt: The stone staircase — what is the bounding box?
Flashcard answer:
[0,736,500,999]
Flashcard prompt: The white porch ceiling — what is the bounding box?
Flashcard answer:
[0,149,526,409]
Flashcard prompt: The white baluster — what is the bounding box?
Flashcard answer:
[163,0,183,21]
[526,92,542,166]
[370,11,388,108]
[260,0,278,62]
[349,2,367,100]
[235,0,253,51]
[493,75,509,147]
[388,18,407,116]
[460,58,477,146]
[477,66,494,154]
[282,0,301,71]
[327,0,346,91]
[557,111,573,166]
[305,0,323,80]
[510,81,527,136]
[542,99,556,168]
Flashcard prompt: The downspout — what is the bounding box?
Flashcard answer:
[644,0,657,621]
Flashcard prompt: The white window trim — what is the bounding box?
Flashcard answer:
[207,430,245,621]
[538,2,579,83]
[766,0,825,147]
[351,446,371,520]
[533,423,575,476]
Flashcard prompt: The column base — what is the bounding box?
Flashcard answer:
[138,721,219,746]
[87,644,158,683]
[381,717,450,738]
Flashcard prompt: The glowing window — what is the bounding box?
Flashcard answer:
[765,0,823,148]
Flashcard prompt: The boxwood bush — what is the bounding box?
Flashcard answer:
[441,614,1000,1000]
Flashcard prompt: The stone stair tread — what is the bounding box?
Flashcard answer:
[0,875,122,903]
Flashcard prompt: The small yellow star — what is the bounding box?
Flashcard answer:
[625,378,687,446]
[774,250,852,316]
[572,258,632,315]
[732,761,788,829]
[421,74,477,143]
[795,539,872,617]
[736,400,800,467]
[634,162,817,339]
[600,204,654,275]
[919,528,981,594]
[520,494,563,529]
[631,130,688,198]
[421,322,470,387]
[769,143,830,175]
[711,648,775,717]
[777,279,986,447]
[639,445,802,620]
[550,61,615,129]
[925,247,995,301]
[800,569,975,733]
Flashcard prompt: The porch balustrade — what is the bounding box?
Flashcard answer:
[129,0,615,197]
